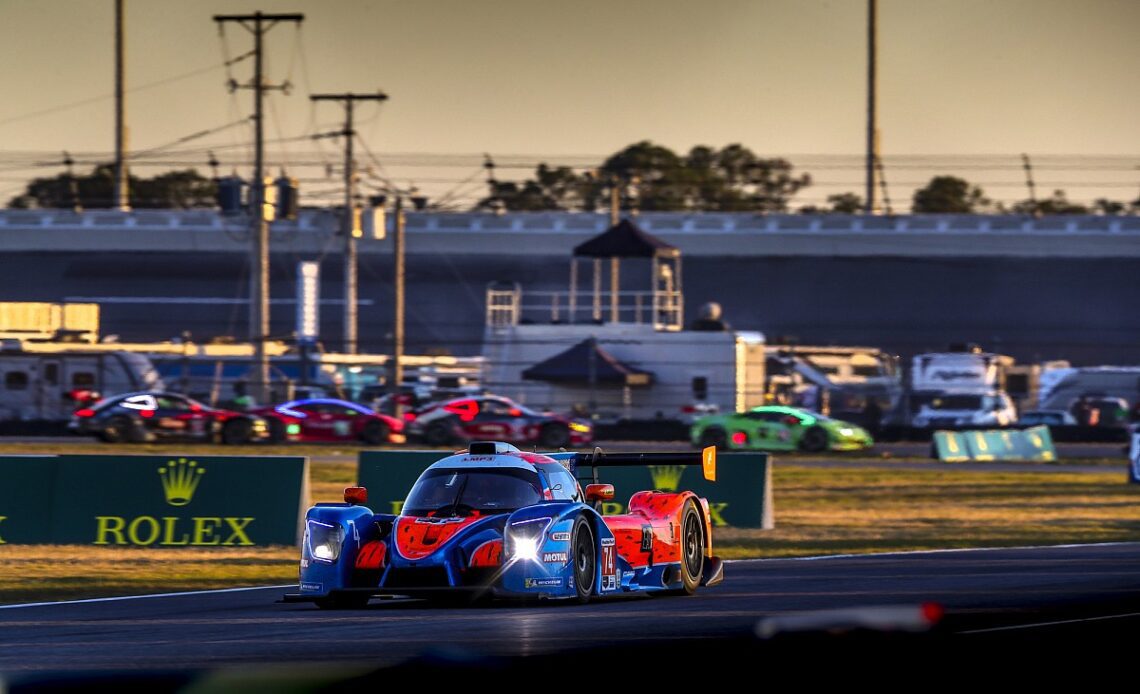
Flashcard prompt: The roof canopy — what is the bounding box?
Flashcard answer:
[572,219,678,259]
[521,338,654,386]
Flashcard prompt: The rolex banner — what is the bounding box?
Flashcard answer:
[357,451,773,529]
[0,455,309,546]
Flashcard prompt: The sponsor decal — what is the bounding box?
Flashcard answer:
[550,532,571,542]
[300,559,309,569]
[300,582,323,593]
[92,459,255,546]
[648,465,684,492]
[640,525,653,552]
[158,459,204,507]
[600,537,615,547]
[601,545,617,591]
[542,551,568,564]
[414,516,466,524]
[524,577,563,588]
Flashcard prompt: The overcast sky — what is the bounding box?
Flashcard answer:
[1,0,1137,206]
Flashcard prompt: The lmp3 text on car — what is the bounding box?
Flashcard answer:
[285,441,723,608]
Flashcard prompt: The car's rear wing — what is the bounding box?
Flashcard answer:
[547,446,717,485]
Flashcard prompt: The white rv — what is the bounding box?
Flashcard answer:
[0,344,164,421]
[908,350,1018,428]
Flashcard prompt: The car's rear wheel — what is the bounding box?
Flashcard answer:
[698,427,728,450]
[676,500,705,595]
[799,425,829,453]
[572,516,595,604]
[361,419,390,445]
[539,422,570,449]
[221,418,253,445]
[425,419,455,446]
[101,415,133,443]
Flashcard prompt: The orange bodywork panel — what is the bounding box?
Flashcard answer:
[355,540,387,570]
[393,515,484,560]
[602,491,696,568]
[469,539,503,568]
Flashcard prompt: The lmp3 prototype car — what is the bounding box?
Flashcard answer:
[285,442,723,608]
[691,405,873,453]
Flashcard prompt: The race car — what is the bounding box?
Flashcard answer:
[406,395,592,449]
[691,405,873,452]
[284,441,723,608]
[68,391,270,444]
[252,398,405,445]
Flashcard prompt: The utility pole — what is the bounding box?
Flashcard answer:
[865,0,878,214]
[213,11,303,403]
[113,0,129,211]
[309,91,389,354]
[392,195,406,399]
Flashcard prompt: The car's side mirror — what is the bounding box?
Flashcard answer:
[585,484,614,503]
[344,486,368,505]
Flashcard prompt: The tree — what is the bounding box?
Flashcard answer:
[1010,189,1088,216]
[1091,198,1126,216]
[477,141,811,213]
[8,165,217,210]
[826,192,863,214]
[911,176,989,214]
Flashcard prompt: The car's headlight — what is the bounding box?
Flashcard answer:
[569,422,590,433]
[505,517,552,562]
[306,520,344,563]
[838,427,854,436]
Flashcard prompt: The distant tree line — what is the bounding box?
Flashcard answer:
[8,164,215,210]
[8,145,1137,215]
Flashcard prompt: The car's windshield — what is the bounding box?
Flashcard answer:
[402,467,542,517]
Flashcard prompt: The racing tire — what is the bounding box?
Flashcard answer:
[360,419,390,445]
[572,516,595,604]
[698,427,728,450]
[101,415,134,443]
[267,418,287,444]
[799,425,830,453]
[221,418,253,445]
[424,420,455,446]
[672,500,705,595]
[539,422,571,449]
[315,593,371,610]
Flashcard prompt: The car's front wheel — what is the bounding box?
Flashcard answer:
[676,500,705,594]
[572,516,595,604]
[799,425,829,453]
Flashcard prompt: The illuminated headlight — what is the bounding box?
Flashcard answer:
[569,422,591,433]
[506,517,552,562]
[306,520,344,563]
[839,427,854,436]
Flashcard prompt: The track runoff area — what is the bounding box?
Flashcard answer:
[3,541,1140,683]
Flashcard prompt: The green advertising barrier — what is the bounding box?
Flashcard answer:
[933,426,1056,462]
[357,450,774,529]
[0,454,309,546]
[0,456,58,544]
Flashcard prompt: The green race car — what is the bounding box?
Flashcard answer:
[691,405,874,453]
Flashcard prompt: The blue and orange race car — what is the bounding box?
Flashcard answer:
[285,442,724,607]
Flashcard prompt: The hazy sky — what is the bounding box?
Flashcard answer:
[1,0,1137,206]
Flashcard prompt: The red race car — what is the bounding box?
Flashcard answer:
[254,398,405,445]
[407,395,592,448]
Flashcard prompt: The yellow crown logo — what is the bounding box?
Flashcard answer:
[158,458,205,507]
[648,465,685,492]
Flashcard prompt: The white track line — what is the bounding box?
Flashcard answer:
[960,611,1140,634]
[725,541,1140,563]
[0,584,293,610]
[5,542,1138,610]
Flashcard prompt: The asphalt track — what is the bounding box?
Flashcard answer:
[4,542,1140,678]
